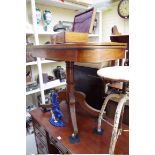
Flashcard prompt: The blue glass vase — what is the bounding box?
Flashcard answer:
[49,92,65,127]
[43,9,52,31]
[36,8,41,25]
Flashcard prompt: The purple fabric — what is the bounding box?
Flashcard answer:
[72,8,94,33]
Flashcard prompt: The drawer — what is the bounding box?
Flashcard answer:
[33,119,46,136]
[50,136,71,154]
[38,147,45,154]
[35,127,47,146]
[48,142,60,154]
[36,136,48,154]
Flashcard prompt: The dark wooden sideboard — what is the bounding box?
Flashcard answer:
[110,35,129,65]
[32,118,60,154]
[30,102,129,154]
[74,65,104,110]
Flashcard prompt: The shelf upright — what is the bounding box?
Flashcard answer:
[98,10,103,42]
[31,0,45,104]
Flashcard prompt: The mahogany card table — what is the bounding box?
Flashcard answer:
[30,42,127,141]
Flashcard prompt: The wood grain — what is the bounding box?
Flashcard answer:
[30,42,127,63]
[51,32,88,44]
[30,103,129,154]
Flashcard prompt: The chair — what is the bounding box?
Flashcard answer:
[95,65,129,154]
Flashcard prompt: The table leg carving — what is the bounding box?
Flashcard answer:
[75,91,100,117]
[58,90,67,101]
[59,90,100,117]
[65,61,80,143]
[58,62,101,143]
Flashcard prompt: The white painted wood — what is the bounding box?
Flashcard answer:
[97,66,129,81]
[26,30,34,35]
[88,11,102,42]
[109,94,129,154]
[91,0,111,10]
[38,31,59,35]
[36,0,88,11]
[26,80,66,95]
[43,80,66,91]
[31,0,45,104]
[88,34,99,37]
[37,57,45,104]
[31,65,36,82]
[26,88,41,96]
[26,61,37,66]
[31,0,39,44]
[41,60,56,64]
[98,10,103,42]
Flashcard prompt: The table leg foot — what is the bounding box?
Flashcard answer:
[49,117,65,127]
[93,128,104,135]
[69,133,80,144]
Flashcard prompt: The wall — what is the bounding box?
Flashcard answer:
[102,1,129,41]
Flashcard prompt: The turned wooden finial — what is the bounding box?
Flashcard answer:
[111,25,121,35]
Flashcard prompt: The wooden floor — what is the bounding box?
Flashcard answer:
[31,102,129,154]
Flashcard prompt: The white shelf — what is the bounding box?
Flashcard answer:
[26,88,40,95]
[43,79,66,91]
[36,0,88,11]
[26,61,37,66]
[41,60,56,64]
[26,23,34,35]
[26,60,56,66]
[89,34,99,37]
[26,80,66,95]
[38,31,59,35]
[26,30,34,35]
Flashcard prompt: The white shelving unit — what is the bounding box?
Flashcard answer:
[88,34,99,37]
[43,80,66,91]
[38,31,59,35]
[26,60,57,66]
[26,61,37,66]
[26,88,41,96]
[26,0,103,105]
[41,60,56,64]
[26,80,66,96]
[26,31,34,35]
